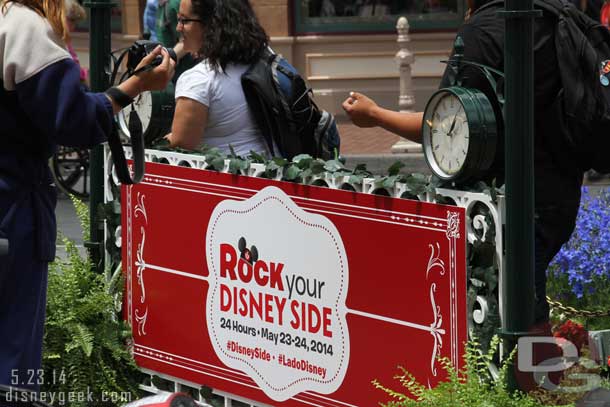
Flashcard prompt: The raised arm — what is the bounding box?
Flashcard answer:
[342,91,424,144]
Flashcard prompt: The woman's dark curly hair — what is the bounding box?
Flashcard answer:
[191,0,269,72]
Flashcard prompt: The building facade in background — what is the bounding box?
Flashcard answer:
[72,0,459,114]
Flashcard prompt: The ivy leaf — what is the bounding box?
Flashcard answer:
[228,158,248,174]
[496,182,506,196]
[292,153,313,163]
[382,175,398,189]
[248,150,266,163]
[348,174,364,184]
[228,145,238,158]
[353,163,371,175]
[387,161,406,176]
[324,159,345,173]
[404,174,428,196]
[284,165,302,181]
[272,157,289,167]
[204,147,222,157]
[266,161,280,172]
[209,156,226,171]
[263,160,281,178]
[301,168,312,178]
[374,177,388,190]
[354,163,367,172]
[310,160,326,175]
[292,154,313,169]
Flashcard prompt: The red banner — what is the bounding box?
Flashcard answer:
[122,162,467,406]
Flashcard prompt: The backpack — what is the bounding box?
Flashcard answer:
[475,0,610,173]
[482,0,610,173]
[538,0,610,173]
[241,48,341,160]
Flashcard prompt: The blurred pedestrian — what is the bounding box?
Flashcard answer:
[64,0,88,85]
[143,0,158,40]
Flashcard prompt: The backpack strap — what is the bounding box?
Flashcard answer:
[243,49,279,157]
[473,0,562,17]
[474,0,504,14]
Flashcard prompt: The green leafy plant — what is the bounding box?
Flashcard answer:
[372,336,544,407]
[42,196,143,406]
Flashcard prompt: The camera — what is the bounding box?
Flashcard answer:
[126,40,177,73]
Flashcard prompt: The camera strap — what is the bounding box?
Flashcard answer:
[106,46,148,185]
[107,109,145,184]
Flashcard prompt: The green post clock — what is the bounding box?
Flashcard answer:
[422,37,504,183]
[117,86,176,146]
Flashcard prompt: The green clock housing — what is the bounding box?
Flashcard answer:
[422,36,503,183]
[422,86,497,182]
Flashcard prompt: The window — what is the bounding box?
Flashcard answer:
[294,0,465,34]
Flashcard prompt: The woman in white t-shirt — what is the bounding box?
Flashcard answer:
[164,0,270,157]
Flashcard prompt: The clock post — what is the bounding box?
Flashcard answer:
[84,0,114,273]
[498,0,541,390]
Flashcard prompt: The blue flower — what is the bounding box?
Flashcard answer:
[548,187,610,298]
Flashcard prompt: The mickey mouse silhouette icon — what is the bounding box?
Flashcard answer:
[238,237,258,265]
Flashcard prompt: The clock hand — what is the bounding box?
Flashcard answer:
[448,110,459,137]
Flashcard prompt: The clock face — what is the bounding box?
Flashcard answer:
[117,90,153,139]
[423,91,470,178]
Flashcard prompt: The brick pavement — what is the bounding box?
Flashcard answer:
[337,121,402,155]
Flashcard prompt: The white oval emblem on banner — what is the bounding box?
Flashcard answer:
[205,186,350,401]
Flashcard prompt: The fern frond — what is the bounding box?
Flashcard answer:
[372,379,410,401]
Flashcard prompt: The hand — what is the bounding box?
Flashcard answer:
[164,132,174,147]
[342,91,380,128]
[173,41,188,61]
[134,46,175,92]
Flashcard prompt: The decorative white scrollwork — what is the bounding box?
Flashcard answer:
[134,192,148,224]
[446,211,461,239]
[135,308,148,336]
[426,242,446,279]
[114,225,122,248]
[472,214,489,242]
[429,283,443,376]
[136,226,146,303]
[472,296,489,325]
[426,243,446,376]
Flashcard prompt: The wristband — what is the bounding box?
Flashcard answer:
[105,86,134,108]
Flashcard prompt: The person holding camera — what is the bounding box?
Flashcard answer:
[0,0,175,391]
[163,0,271,156]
